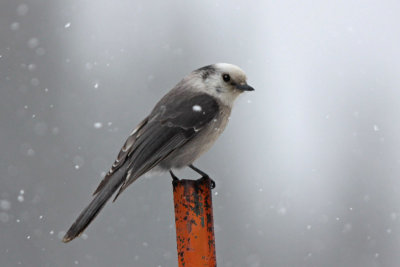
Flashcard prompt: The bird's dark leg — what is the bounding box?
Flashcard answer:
[189,164,216,189]
[169,170,179,182]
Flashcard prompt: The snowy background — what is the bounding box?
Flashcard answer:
[1,0,400,266]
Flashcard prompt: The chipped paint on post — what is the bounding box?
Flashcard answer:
[173,177,217,267]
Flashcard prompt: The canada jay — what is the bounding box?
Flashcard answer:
[63,63,254,242]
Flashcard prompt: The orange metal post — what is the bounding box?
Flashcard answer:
[172,177,217,267]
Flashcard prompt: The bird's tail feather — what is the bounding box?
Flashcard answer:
[62,169,126,243]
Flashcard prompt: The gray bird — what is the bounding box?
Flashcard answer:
[63,63,254,243]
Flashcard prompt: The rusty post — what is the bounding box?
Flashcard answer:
[172,177,217,267]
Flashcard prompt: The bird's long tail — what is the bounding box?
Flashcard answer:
[62,168,126,243]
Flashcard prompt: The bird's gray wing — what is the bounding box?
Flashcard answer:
[113,93,220,200]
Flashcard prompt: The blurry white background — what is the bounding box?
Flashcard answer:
[1,0,400,266]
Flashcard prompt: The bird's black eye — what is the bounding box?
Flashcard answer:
[222,74,230,82]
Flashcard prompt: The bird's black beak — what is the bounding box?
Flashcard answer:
[236,83,255,92]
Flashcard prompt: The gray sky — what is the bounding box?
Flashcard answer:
[1,0,400,266]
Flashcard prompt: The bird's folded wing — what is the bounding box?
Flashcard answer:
[91,93,219,200]
[112,93,220,200]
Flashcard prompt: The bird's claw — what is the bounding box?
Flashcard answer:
[200,175,216,189]
[169,170,179,183]
[209,177,216,189]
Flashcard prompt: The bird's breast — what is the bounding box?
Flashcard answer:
[159,104,231,170]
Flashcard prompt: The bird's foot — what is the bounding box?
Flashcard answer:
[208,177,216,189]
[169,170,179,183]
[198,175,216,189]
[189,164,216,189]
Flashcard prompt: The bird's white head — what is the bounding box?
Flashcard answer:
[191,63,254,106]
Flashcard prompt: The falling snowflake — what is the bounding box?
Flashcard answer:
[192,105,202,112]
